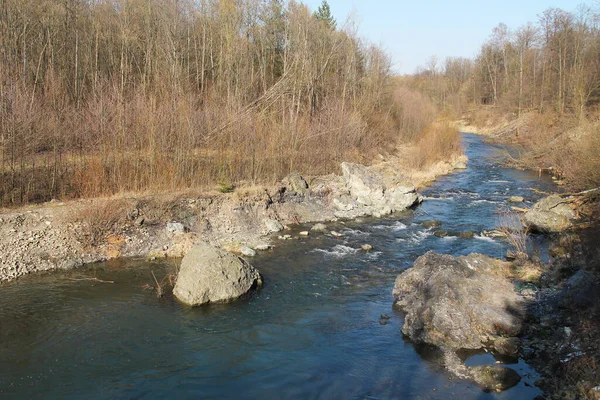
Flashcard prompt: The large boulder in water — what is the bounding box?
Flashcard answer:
[173,242,262,306]
[522,195,576,232]
[393,251,524,350]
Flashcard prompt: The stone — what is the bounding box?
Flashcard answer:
[240,246,256,257]
[522,195,576,233]
[333,196,355,212]
[265,219,284,233]
[340,162,420,214]
[493,337,521,357]
[281,172,309,195]
[299,231,309,236]
[310,223,328,233]
[330,231,344,237]
[361,244,374,251]
[458,231,475,239]
[508,196,525,203]
[423,220,442,229]
[469,365,521,392]
[166,222,185,234]
[173,242,262,306]
[254,244,271,251]
[433,229,449,238]
[454,160,468,169]
[393,251,523,350]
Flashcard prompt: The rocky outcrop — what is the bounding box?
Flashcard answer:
[393,251,524,350]
[338,162,421,217]
[281,172,309,196]
[393,251,525,391]
[173,242,262,306]
[523,195,576,232]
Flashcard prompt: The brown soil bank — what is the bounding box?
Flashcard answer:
[0,152,467,283]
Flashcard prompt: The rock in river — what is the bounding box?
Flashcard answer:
[469,365,521,392]
[310,223,328,233]
[173,242,262,306]
[522,195,576,232]
[392,251,524,350]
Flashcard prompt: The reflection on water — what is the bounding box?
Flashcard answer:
[0,134,555,399]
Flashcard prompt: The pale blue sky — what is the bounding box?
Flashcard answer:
[302,0,589,74]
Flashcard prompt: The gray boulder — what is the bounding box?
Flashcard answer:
[173,242,262,306]
[264,218,284,233]
[522,195,576,232]
[167,222,185,234]
[469,365,521,392]
[492,337,521,357]
[340,162,420,215]
[310,223,328,233]
[341,162,386,207]
[393,251,524,350]
[282,172,309,195]
[240,246,256,257]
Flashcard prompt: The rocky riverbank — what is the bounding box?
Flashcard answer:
[0,153,468,283]
[392,192,600,398]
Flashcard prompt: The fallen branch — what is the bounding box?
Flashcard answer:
[68,277,114,284]
[527,188,552,196]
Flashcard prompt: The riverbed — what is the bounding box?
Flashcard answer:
[0,134,557,399]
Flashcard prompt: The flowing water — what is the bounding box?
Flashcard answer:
[0,134,557,399]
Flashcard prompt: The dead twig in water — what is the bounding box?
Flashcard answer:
[68,277,114,284]
[151,271,163,298]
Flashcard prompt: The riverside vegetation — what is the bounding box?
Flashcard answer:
[0,0,459,207]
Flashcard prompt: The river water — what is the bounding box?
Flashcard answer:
[0,134,557,399]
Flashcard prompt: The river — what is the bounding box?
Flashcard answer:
[0,134,557,399]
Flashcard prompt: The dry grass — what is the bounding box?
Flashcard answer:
[497,210,530,261]
[406,123,462,169]
[73,198,130,247]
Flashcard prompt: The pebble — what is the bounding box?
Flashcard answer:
[361,244,374,251]
[330,231,344,237]
[299,231,309,236]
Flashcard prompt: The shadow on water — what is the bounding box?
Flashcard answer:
[0,134,554,399]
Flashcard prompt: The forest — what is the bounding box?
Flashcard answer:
[1,0,455,206]
[405,3,600,190]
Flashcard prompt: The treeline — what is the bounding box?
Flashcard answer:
[0,0,404,206]
[407,3,600,189]
[409,4,600,118]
